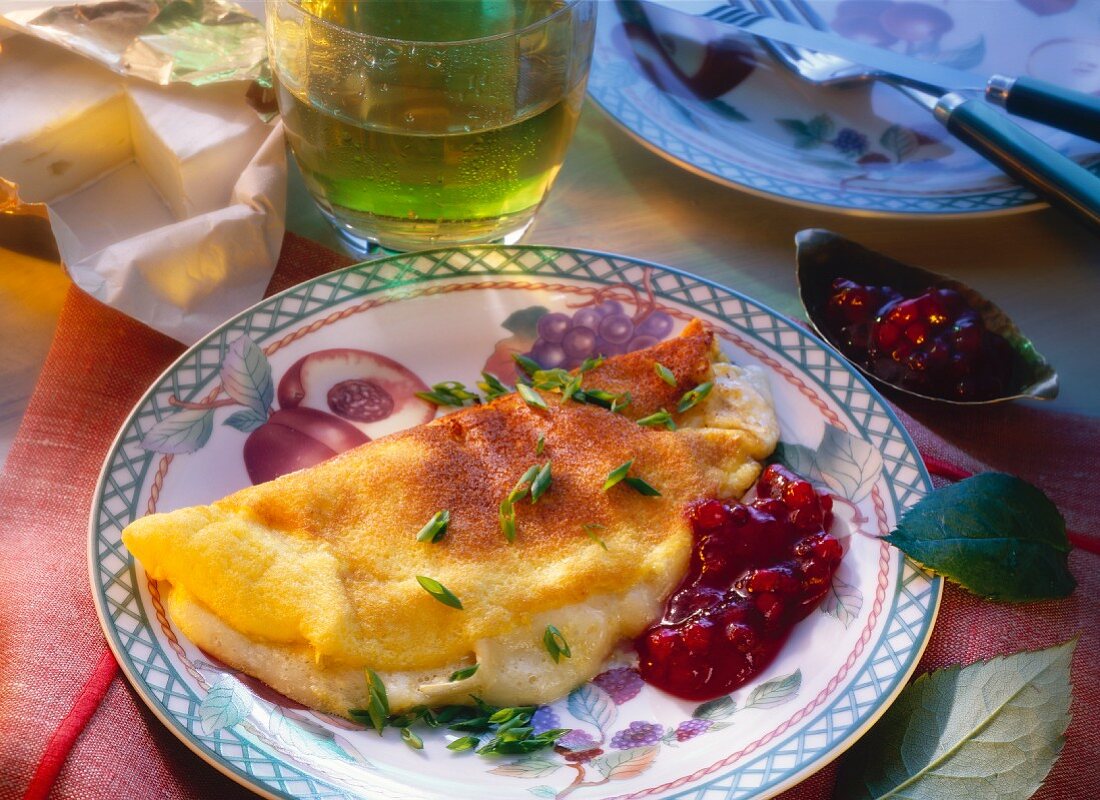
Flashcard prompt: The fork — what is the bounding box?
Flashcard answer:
[707,0,1100,232]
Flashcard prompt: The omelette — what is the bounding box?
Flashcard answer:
[122,320,779,716]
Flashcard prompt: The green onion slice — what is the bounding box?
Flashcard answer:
[636,409,676,430]
[543,625,572,663]
[530,461,552,504]
[415,509,450,543]
[654,362,677,386]
[416,576,463,609]
[449,664,480,682]
[677,380,714,413]
[603,459,634,491]
[517,383,548,410]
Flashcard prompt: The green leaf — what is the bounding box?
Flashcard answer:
[603,459,634,490]
[415,575,463,609]
[676,381,713,413]
[530,461,552,504]
[416,510,450,543]
[517,383,548,410]
[834,640,1075,800]
[450,663,479,682]
[886,473,1074,601]
[654,361,677,386]
[543,624,571,663]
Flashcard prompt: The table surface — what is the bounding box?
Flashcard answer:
[2,106,1099,474]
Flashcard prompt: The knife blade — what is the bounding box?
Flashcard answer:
[639,1,1100,143]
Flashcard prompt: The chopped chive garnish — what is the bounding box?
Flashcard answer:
[603,459,634,491]
[416,509,450,543]
[509,465,540,503]
[535,433,545,455]
[532,368,571,391]
[447,735,480,752]
[512,353,541,378]
[583,523,608,550]
[478,371,513,399]
[611,391,632,414]
[677,380,714,413]
[637,409,676,430]
[449,664,480,682]
[364,669,389,735]
[624,476,662,496]
[530,461,552,504]
[579,388,620,409]
[561,373,583,403]
[543,625,572,663]
[416,381,481,408]
[579,355,605,373]
[416,576,463,609]
[654,362,677,386]
[517,383,548,410]
[499,499,517,542]
[401,727,424,750]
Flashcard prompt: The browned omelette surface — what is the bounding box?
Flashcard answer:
[122,321,778,711]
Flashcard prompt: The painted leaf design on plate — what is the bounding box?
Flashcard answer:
[745,670,801,709]
[693,695,737,721]
[528,786,558,799]
[219,335,273,416]
[269,709,355,763]
[815,425,883,502]
[567,683,617,734]
[821,573,863,628]
[834,640,1074,800]
[489,756,561,778]
[591,746,659,781]
[223,408,268,433]
[934,35,986,71]
[880,125,920,161]
[772,442,821,483]
[199,675,252,734]
[330,732,374,769]
[141,408,213,454]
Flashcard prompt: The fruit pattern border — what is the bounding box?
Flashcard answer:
[90,245,939,800]
[587,10,1100,216]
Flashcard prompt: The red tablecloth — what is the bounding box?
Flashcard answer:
[1,233,1096,799]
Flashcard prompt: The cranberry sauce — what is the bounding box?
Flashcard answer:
[824,278,1015,401]
[636,464,842,701]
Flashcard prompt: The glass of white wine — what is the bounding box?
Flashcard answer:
[266,0,596,252]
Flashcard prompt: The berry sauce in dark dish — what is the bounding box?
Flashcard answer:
[636,464,843,701]
[824,277,1016,401]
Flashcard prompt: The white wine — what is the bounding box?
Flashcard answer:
[268,0,594,249]
[277,81,585,249]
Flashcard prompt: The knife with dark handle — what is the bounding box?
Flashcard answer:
[933,93,1100,232]
[988,76,1100,144]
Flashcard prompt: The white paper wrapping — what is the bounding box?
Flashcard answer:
[48,123,286,344]
[1,33,288,345]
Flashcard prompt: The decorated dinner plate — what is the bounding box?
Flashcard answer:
[91,246,940,800]
[588,0,1100,217]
